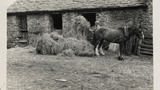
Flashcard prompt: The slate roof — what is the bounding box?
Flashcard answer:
[7,0,147,13]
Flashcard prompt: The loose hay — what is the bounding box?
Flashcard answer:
[36,15,95,56]
[64,15,91,39]
[58,49,75,57]
[36,32,94,56]
[36,33,63,55]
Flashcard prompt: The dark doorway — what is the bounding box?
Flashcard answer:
[81,13,96,27]
[18,15,27,30]
[17,15,28,46]
[52,14,62,29]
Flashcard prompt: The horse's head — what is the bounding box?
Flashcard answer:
[88,20,101,34]
[137,29,144,39]
[128,26,144,40]
[95,21,101,30]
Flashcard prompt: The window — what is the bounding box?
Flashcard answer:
[51,14,62,29]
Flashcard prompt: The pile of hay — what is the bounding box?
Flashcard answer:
[36,15,95,57]
[64,15,91,39]
[36,32,94,56]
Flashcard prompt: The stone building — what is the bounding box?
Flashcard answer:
[7,0,152,50]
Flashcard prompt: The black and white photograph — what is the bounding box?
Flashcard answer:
[1,0,157,90]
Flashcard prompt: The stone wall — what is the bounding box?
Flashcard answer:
[27,14,51,34]
[96,9,141,29]
[139,0,152,37]
[27,14,52,47]
[7,15,19,48]
[62,13,79,35]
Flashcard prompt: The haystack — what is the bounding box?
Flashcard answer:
[64,15,91,40]
[36,15,95,56]
[36,33,63,55]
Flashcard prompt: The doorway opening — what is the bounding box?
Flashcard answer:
[52,14,62,30]
[81,13,96,27]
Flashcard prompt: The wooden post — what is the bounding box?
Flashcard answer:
[137,39,143,55]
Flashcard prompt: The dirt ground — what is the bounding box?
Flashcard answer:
[7,46,153,90]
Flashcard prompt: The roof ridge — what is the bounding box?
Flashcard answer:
[7,0,146,13]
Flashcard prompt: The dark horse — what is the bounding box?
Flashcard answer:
[92,22,144,60]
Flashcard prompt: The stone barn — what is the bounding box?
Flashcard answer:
[7,0,152,55]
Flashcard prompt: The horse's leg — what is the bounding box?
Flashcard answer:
[95,43,100,56]
[93,33,100,56]
[98,39,105,55]
[118,43,124,60]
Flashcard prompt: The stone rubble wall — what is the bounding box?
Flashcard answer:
[62,13,79,35]
[27,14,52,47]
[7,15,20,48]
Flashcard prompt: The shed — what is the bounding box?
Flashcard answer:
[7,0,152,55]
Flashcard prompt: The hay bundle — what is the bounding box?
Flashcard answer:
[58,49,75,57]
[36,33,63,55]
[63,38,94,56]
[36,32,94,56]
[64,15,91,40]
[36,15,95,56]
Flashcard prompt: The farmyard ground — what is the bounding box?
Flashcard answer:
[7,46,153,90]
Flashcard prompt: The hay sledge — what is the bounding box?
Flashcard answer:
[36,15,95,57]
